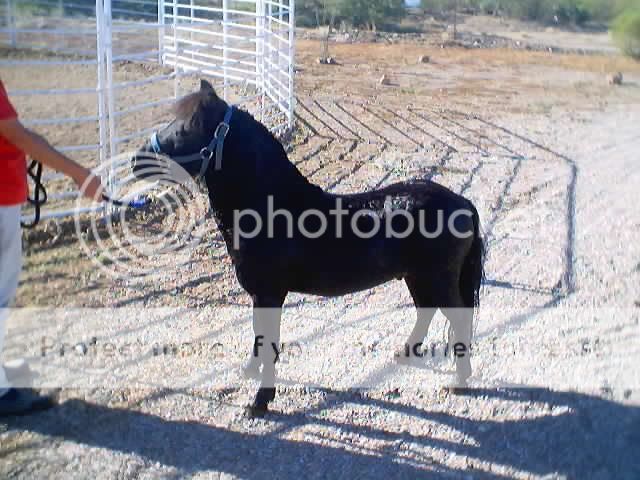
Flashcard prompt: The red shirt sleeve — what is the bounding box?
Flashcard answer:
[0,79,18,120]
[0,78,27,206]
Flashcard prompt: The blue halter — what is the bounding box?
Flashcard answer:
[150,105,234,177]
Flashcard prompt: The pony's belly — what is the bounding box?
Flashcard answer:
[290,252,407,297]
[293,277,399,297]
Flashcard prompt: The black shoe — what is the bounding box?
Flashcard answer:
[0,388,55,417]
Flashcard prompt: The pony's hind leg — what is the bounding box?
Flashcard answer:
[442,301,473,389]
[402,273,474,388]
[395,276,437,364]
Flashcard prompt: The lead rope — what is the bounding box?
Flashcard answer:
[21,159,147,229]
[21,159,47,229]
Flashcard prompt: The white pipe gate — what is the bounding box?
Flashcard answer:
[0,0,295,223]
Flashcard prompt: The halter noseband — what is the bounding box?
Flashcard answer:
[149,105,234,177]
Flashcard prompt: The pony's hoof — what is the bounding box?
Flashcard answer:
[446,385,472,395]
[244,404,268,418]
[244,387,276,418]
[255,387,276,404]
[444,376,471,395]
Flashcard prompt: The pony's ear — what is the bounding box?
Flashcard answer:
[200,79,217,96]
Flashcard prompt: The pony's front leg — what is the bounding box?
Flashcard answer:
[241,314,263,380]
[245,295,284,417]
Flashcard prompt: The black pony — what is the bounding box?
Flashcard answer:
[134,80,484,417]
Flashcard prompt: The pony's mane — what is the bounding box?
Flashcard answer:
[174,87,312,195]
[174,89,216,123]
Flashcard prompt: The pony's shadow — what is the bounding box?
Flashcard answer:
[5,387,639,478]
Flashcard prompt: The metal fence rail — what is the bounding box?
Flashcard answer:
[1,0,295,224]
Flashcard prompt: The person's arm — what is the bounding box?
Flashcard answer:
[0,117,103,200]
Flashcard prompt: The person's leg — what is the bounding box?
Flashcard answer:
[0,204,22,396]
[0,205,53,415]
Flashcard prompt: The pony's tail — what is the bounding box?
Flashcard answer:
[460,203,484,311]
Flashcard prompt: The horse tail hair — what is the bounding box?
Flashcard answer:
[460,202,484,311]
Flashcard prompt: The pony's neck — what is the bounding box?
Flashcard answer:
[205,109,323,232]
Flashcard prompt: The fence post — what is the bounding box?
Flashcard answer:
[256,0,264,121]
[267,0,272,107]
[6,0,16,48]
[278,0,283,77]
[96,0,108,195]
[157,0,165,65]
[278,0,283,120]
[172,0,179,98]
[103,0,117,207]
[223,0,229,101]
[189,0,194,61]
[288,0,295,130]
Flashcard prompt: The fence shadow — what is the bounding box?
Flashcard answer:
[5,387,639,478]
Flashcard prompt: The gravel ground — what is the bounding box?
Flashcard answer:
[1,34,640,479]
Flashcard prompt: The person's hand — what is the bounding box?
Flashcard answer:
[73,168,104,201]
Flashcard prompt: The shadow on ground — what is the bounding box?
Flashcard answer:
[4,388,639,478]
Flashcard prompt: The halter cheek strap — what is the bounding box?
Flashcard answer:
[150,132,163,155]
[149,105,235,178]
[202,104,233,173]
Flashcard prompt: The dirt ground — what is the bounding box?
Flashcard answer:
[1,18,640,480]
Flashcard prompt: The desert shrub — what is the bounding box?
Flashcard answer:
[478,0,501,15]
[421,0,633,25]
[486,0,590,24]
[612,8,640,59]
[553,0,591,24]
[298,0,340,27]
[14,0,62,17]
[422,0,546,21]
[580,0,617,21]
[338,0,406,31]
[298,0,405,31]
